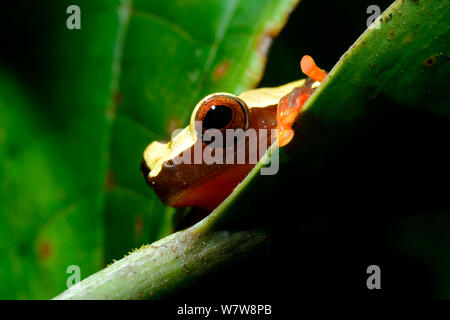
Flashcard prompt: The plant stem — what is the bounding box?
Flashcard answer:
[54,225,269,299]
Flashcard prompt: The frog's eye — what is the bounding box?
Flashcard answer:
[195,94,249,132]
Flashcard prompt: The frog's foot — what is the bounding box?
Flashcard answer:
[277,55,326,147]
[300,55,327,83]
[276,88,312,146]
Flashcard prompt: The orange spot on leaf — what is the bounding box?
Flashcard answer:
[134,216,144,239]
[105,170,116,190]
[114,92,123,105]
[213,61,230,79]
[38,241,52,260]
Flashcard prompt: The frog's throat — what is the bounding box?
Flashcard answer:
[142,79,307,179]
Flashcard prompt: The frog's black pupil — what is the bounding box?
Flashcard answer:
[202,105,233,130]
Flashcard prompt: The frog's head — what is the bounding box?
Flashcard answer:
[141,56,326,211]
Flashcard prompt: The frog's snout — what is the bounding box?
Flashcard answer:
[141,140,169,184]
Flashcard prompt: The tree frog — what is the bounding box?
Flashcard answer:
[141,55,326,211]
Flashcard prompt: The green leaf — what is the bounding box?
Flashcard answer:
[0,0,299,299]
[55,0,450,299]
